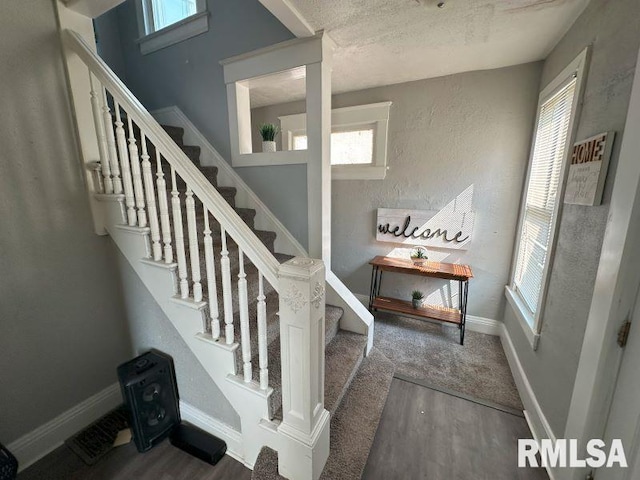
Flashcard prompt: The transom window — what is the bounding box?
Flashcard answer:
[280,102,391,179]
[291,125,376,166]
[144,0,198,33]
[136,0,208,55]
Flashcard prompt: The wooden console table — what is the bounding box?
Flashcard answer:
[368,256,473,345]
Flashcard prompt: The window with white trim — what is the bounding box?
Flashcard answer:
[136,0,208,55]
[279,102,391,180]
[507,48,588,347]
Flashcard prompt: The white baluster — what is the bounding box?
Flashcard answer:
[101,87,122,194]
[257,273,269,389]
[171,167,189,298]
[203,208,220,339]
[140,132,162,261]
[238,249,252,382]
[220,226,234,344]
[185,187,203,302]
[155,151,173,263]
[89,73,113,194]
[114,102,136,225]
[126,116,147,228]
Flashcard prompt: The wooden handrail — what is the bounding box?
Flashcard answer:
[63,29,280,289]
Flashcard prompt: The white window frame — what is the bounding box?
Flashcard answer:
[505,47,589,350]
[279,102,392,180]
[135,0,209,56]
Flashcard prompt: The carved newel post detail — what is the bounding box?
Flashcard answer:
[277,257,330,480]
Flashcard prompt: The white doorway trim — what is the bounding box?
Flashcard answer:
[559,45,640,480]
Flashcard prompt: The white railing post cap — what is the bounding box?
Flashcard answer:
[279,257,324,281]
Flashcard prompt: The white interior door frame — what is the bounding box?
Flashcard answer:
[559,45,640,480]
[597,285,640,480]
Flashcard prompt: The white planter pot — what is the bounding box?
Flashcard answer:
[262,141,276,153]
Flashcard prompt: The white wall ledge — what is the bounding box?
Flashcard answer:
[137,11,209,55]
[505,285,540,350]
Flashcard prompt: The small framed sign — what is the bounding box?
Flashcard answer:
[564,132,615,206]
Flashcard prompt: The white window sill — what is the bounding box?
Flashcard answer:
[505,285,541,350]
[231,151,388,180]
[332,165,387,180]
[137,11,209,55]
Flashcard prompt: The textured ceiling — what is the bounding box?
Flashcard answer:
[249,0,590,107]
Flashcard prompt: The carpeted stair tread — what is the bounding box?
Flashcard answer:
[252,447,284,480]
[198,166,219,187]
[274,253,294,264]
[319,348,395,480]
[181,145,201,165]
[252,347,394,480]
[323,331,367,415]
[252,305,344,418]
[161,125,184,146]
[324,305,343,346]
[267,328,365,423]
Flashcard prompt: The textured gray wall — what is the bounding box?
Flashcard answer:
[116,253,240,429]
[107,0,294,162]
[252,62,543,320]
[0,0,132,443]
[94,6,127,81]
[502,0,640,436]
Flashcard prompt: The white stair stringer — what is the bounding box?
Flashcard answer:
[97,194,282,467]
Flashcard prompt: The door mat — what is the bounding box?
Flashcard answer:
[65,405,129,465]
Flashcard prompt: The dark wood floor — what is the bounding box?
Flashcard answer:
[362,377,549,480]
[19,378,547,479]
[18,439,251,480]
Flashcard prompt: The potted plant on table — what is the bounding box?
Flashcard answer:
[410,246,428,266]
[259,123,280,153]
[411,290,424,309]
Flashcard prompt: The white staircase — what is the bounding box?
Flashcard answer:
[61,27,375,480]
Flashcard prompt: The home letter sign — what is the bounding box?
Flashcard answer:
[376,208,474,250]
[564,132,615,206]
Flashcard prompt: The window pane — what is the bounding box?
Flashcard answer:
[513,77,577,320]
[293,134,307,150]
[291,128,375,165]
[331,128,374,165]
[151,0,197,31]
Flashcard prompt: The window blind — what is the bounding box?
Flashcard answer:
[514,76,577,318]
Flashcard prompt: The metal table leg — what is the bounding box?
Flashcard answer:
[368,265,376,311]
[460,280,469,345]
[458,280,463,330]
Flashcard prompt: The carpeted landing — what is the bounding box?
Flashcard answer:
[373,311,523,411]
[251,348,395,480]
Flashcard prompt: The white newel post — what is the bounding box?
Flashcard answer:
[277,257,330,480]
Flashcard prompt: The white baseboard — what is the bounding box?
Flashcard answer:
[499,323,557,480]
[179,400,244,465]
[8,382,122,472]
[353,292,501,336]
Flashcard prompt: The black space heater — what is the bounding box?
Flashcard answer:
[117,350,227,466]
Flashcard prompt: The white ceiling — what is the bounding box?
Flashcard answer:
[250,0,590,108]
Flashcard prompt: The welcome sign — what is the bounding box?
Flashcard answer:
[376,208,474,250]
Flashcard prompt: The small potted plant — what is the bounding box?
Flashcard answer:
[411,290,424,309]
[410,246,428,266]
[258,123,280,153]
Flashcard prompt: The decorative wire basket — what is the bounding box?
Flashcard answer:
[0,443,18,480]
